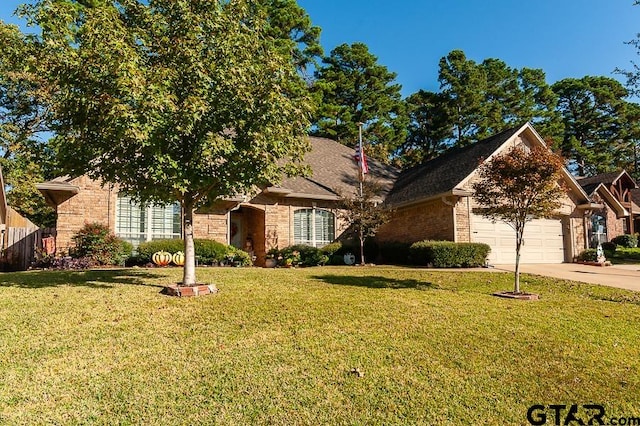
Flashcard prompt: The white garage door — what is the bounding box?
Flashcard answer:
[471,215,565,264]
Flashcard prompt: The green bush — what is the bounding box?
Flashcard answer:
[136,239,250,266]
[72,222,132,266]
[320,242,342,256]
[276,244,329,267]
[610,247,640,262]
[409,241,491,268]
[378,241,412,265]
[611,234,638,248]
[577,249,598,262]
[601,241,617,252]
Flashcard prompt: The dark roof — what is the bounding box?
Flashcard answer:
[385,126,521,206]
[576,171,624,187]
[277,136,399,199]
[579,182,600,196]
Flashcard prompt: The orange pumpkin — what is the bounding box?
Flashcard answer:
[152,251,172,266]
[172,251,185,266]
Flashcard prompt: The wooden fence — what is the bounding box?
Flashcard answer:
[1,226,42,271]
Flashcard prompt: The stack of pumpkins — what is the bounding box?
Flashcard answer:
[152,251,185,267]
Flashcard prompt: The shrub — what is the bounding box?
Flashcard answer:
[277,244,329,267]
[610,247,640,262]
[378,241,412,265]
[194,239,229,265]
[72,222,132,266]
[409,241,491,268]
[136,239,184,264]
[601,241,617,252]
[577,249,598,262]
[320,242,342,257]
[136,239,249,266]
[612,234,638,248]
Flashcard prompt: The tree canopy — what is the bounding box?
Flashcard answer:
[311,42,407,162]
[0,21,56,226]
[24,0,312,284]
[552,76,636,176]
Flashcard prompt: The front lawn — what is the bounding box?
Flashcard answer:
[1,267,639,425]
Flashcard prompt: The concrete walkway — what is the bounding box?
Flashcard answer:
[492,263,640,292]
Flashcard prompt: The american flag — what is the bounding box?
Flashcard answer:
[353,145,369,178]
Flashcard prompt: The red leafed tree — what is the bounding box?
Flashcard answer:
[473,145,565,293]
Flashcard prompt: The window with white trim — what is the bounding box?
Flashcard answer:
[293,208,335,247]
[116,195,181,246]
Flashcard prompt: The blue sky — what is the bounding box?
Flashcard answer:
[298,0,640,96]
[2,1,640,97]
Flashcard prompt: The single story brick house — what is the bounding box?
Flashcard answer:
[37,136,398,266]
[376,122,633,264]
[38,123,634,265]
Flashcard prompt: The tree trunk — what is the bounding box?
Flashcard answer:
[182,197,197,286]
[514,230,522,294]
[359,228,365,266]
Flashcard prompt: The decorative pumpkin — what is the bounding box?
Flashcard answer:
[152,251,172,266]
[172,251,185,266]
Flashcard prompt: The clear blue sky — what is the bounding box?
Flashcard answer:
[2,1,640,97]
[298,0,640,96]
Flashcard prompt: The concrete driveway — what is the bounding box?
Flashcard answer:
[492,263,640,292]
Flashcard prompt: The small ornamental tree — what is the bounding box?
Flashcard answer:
[24,0,312,286]
[472,145,565,293]
[338,180,392,265]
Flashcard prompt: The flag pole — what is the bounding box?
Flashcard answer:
[358,122,364,197]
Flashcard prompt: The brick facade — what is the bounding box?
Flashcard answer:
[377,198,454,243]
[55,176,117,254]
[53,176,348,266]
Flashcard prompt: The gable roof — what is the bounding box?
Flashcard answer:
[266,136,399,201]
[576,170,637,189]
[385,126,523,207]
[385,122,590,208]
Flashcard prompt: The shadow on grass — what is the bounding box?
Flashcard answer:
[0,269,165,289]
[313,274,436,290]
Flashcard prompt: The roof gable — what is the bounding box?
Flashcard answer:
[385,126,522,207]
[386,123,589,207]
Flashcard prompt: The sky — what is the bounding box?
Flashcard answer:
[2,1,640,97]
[297,0,640,96]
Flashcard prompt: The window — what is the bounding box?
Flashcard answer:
[294,208,335,247]
[116,195,181,246]
[589,213,607,248]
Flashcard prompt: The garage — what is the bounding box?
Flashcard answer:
[471,215,566,264]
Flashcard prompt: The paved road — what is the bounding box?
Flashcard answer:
[493,263,640,292]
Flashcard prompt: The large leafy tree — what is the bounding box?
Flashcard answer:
[473,145,565,294]
[0,21,56,226]
[551,76,631,176]
[25,0,312,285]
[397,90,451,167]
[311,42,407,162]
[257,0,322,75]
[437,50,562,148]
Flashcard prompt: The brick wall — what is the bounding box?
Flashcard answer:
[377,198,454,244]
[56,176,116,254]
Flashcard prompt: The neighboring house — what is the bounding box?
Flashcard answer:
[37,137,398,266]
[576,171,639,244]
[378,123,596,265]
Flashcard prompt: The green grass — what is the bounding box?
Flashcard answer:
[1,266,639,425]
